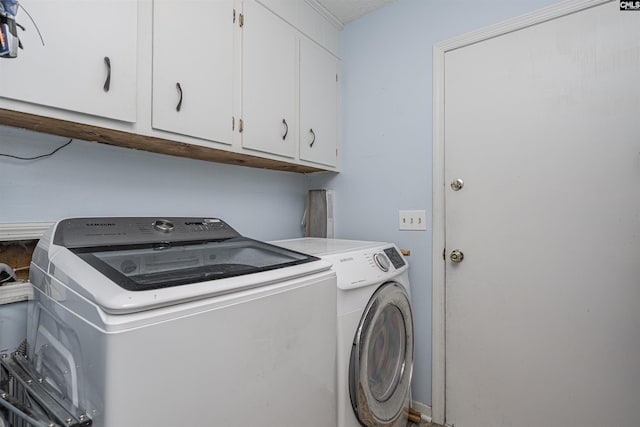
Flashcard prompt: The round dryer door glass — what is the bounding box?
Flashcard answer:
[367,304,406,401]
[350,282,414,427]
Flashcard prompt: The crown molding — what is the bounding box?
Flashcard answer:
[305,0,344,30]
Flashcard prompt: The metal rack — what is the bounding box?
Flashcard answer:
[0,353,91,427]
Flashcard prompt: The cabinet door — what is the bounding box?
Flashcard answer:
[0,0,137,122]
[242,0,297,158]
[152,0,234,144]
[299,39,338,167]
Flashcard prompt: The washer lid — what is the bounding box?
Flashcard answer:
[50,217,320,292]
[71,237,321,292]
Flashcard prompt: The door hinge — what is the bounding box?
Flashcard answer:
[239,118,244,133]
[239,13,244,27]
[233,9,236,23]
[232,116,235,131]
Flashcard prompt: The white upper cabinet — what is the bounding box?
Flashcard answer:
[0,0,341,173]
[241,0,297,158]
[0,0,137,122]
[299,38,338,167]
[152,0,235,144]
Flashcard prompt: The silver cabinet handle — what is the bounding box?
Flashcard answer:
[282,118,289,140]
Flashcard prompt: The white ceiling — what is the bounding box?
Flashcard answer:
[315,0,397,25]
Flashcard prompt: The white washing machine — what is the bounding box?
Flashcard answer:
[21,218,337,427]
[273,238,414,427]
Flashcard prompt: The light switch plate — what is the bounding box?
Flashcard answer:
[399,210,427,231]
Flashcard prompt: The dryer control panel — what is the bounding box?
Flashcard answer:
[331,245,407,290]
[268,238,409,291]
[372,248,407,272]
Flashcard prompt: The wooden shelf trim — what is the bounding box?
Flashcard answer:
[0,109,326,174]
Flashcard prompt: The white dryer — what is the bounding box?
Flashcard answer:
[273,238,414,427]
[21,218,337,427]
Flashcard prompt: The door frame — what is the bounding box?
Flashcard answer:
[431,1,609,424]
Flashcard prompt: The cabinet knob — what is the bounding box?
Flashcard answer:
[103,57,111,92]
[309,128,316,147]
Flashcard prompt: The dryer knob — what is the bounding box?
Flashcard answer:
[373,252,390,272]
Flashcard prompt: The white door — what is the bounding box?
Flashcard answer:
[444,2,640,427]
[152,0,235,144]
[0,0,137,122]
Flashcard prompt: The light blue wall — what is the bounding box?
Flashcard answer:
[0,126,310,240]
[3,0,563,410]
[310,0,560,406]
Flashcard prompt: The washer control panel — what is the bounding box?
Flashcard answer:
[153,219,175,233]
[53,217,241,248]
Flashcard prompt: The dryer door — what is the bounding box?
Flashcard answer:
[349,282,414,427]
